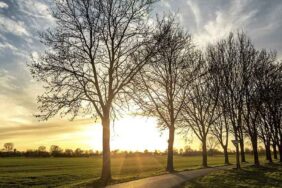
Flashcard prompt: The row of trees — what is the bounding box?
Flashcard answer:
[29,0,281,184]
[1,143,266,158]
[132,20,282,170]
[206,33,282,167]
[0,144,100,157]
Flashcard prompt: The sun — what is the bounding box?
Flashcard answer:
[80,116,170,152]
[110,116,168,151]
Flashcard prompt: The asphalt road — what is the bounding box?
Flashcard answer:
[107,165,233,188]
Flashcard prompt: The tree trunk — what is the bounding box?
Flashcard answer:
[273,143,278,160]
[101,115,111,184]
[202,136,208,167]
[265,143,270,160]
[265,142,272,163]
[251,137,260,166]
[166,127,175,172]
[279,141,282,163]
[223,146,230,165]
[238,112,246,163]
[235,132,241,169]
[239,138,246,163]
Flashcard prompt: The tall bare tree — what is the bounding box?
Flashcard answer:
[207,33,243,169]
[237,34,261,166]
[29,0,157,183]
[208,50,231,165]
[132,17,199,172]
[258,60,282,162]
[182,55,219,167]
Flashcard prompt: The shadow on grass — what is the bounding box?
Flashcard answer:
[183,163,282,188]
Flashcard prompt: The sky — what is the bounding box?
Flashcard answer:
[0,0,282,151]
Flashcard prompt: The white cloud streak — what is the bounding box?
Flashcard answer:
[187,0,201,29]
[193,0,258,47]
[0,16,29,36]
[0,1,8,9]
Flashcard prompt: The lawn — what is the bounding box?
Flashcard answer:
[183,163,282,188]
[0,155,270,187]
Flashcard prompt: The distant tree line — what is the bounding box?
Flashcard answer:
[0,142,273,158]
[0,143,100,157]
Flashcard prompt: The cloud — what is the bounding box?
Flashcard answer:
[191,0,257,47]
[0,42,18,51]
[0,1,8,9]
[187,0,201,29]
[0,69,17,90]
[155,0,282,57]
[0,68,38,128]
[0,15,29,36]
[0,0,55,131]
[17,0,55,27]
[0,119,90,140]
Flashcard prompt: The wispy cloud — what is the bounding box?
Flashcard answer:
[187,0,201,29]
[193,0,258,47]
[0,16,29,36]
[0,1,8,9]
[157,0,282,52]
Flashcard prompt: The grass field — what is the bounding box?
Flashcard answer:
[0,155,273,187]
[183,163,282,188]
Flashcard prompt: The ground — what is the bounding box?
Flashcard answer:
[0,155,274,187]
[183,163,282,188]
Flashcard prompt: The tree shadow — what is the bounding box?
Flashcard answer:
[182,163,282,188]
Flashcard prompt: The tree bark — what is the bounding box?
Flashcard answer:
[239,138,246,162]
[235,132,241,169]
[273,143,278,160]
[202,136,208,167]
[279,141,282,163]
[223,146,230,165]
[265,143,272,163]
[265,142,272,163]
[166,127,175,172]
[251,137,260,166]
[101,115,111,183]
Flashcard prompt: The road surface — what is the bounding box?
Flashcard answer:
[107,165,233,188]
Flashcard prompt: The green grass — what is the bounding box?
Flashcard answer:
[183,163,282,188]
[0,155,272,187]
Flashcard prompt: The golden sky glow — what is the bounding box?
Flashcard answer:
[0,115,196,151]
[2,0,279,152]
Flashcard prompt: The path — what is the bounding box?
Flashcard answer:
[107,165,234,188]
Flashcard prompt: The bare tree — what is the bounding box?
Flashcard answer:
[4,143,14,152]
[237,33,261,166]
[208,51,231,165]
[29,0,157,183]
[207,33,243,169]
[38,146,46,152]
[182,54,219,167]
[50,145,62,156]
[258,60,282,162]
[132,16,199,172]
